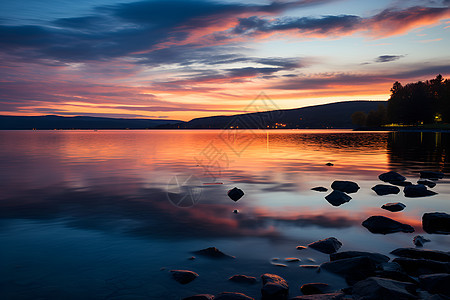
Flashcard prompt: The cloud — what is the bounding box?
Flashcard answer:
[375,55,405,63]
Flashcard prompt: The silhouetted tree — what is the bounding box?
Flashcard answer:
[351,111,367,127]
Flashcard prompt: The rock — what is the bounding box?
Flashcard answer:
[325,190,351,207]
[404,184,437,197]
[300,265,320,269]
[391,248,450,262]
[330,251,390,265]
[228,187,244,201]
[321,256,378,285]
[308,237,342,254]
[300,283,332,295]
[413,235,430,247]
[188,256,196,260]
[261,273,289,300]
[379,171,406,182]
[311,187,328,192]
[193,247,235,259]
[183,295,215,300]
[419,273,450,296]
[215,292,254,300]
[330,181,360,193]
[420,171,444,179]
[289,292,344,299]
[229,274,257,284]
[362,216,414,234]
[393,258,450,276]
[285,258,301,262]
[389,180,413,186]
[233,209,239,214]
[326,162,334,166]
[417,179,436,188]
[374,270,418,284]
[422,212,450,234]
[372,184,400,196]
[170,270,199,284]
[297,246,307,250]
[351,277,417,300]
[381,202,406,212]
[271,262,288,267]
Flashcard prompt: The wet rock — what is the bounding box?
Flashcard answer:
[296,246,307,250]
[321,256,378,285]
[422,212,450,234]
[311,187,328,192]
[261,273,289,300]
[389,180,412,186]
[271,262,288,267]
[351,277,417,300]
[300,283,332,295]
[300,265,320,269]
[308,237,342,254]
[289,292,344,299]
[233,209,239,214]
[420,171,444,179]
[330,181,360,193]
[170,270,199,284]
[193,247,235,259]
[326,162,334,166]
[393,258,450,276]
[362,216,414,234]
[381,261,402,272]
[330,251,390,265]
[381,202,406,212]
[188,256,196,260]
[379,171,406,182]
[419,273,450,296]
[229,275,257,284]
[215,292,254,300]
[391,248,450,262]
[183,295,215,300]
[374,270,418,285]
[404,184,437,197]
[413,235,430,247]
[372,184,400,196]
[285,258,301,262]
[228,187,244,201]
[417,179,436,188]
[325,190,351,207]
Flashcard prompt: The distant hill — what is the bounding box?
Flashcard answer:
[181,100,386,129]
[0,115,183,130]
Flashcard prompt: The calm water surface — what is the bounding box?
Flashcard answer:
[0,130,449,299]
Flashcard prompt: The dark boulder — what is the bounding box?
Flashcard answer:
[362,216,414,234]
[393,258,450,276]
[379,171,406,182]
[419,273,450,297]
[261,273,289,300]
[391,248,450,262]
[170,270,199,284]
[193,247,235,259]
[420,171,444,179]
[228,187,244,201]
[389,180,413,186]
[308,237,342,254]
[300,283,333,295]
[417,179,436,188]
[413,235,430,247]
[351,277,417,300]
[325,191,351,207]
[183,295,215,300]
[215,292,254,300]
[321,256,378,285]
[404,184,437,197]
[289,292,344,299]
[422,212,450,234]
[330,251,390,265]
[326,162,334,166]
[372,184,400,196]
[381,202,406,212]
[229,275,257,284]
[311,187,328,192]
[374,270,418,285]
[331,181,360,193]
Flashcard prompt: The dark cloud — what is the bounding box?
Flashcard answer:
[375,55,405,63]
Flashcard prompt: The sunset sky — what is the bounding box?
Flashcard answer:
[1,0,449,121]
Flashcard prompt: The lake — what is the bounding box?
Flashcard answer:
[0,129,449,299]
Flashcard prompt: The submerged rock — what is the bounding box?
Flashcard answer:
[261,273,289,300]
[351,277,417,300]
[330,251,390,265]
[372,184,400,196]
[325,190,351,207]
[215,292,254,300]
[311,186,328,192]
[289,292,345,299]
[228,187,244,201]
[417,179,436,188]
[379,171,406,182]
[300,283,333,295]
[170,270,199,284]
[308,237,342,254]
[183,295,215,300]
[300,265,320,269]
[419,273,450,297]
[193,247,235,259]
[296,246,307,250]
[413,235,430,247]
[229,275,257,284]
[362,216,414,234]
[393,258,450,276]
[391,248,450,262]
[326,162,334,166]
[233,209,239,214]
[381,202,406,212]
[404,184,437,197]
[420,171,444,179]
[374,270,418,285]
[331,181,360,193]
[422,212,450,234]
[321,256,378,285]
[285,258,300,262]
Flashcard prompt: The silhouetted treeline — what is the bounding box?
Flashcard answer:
[351,104,387,128]
[387,74,450,124]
